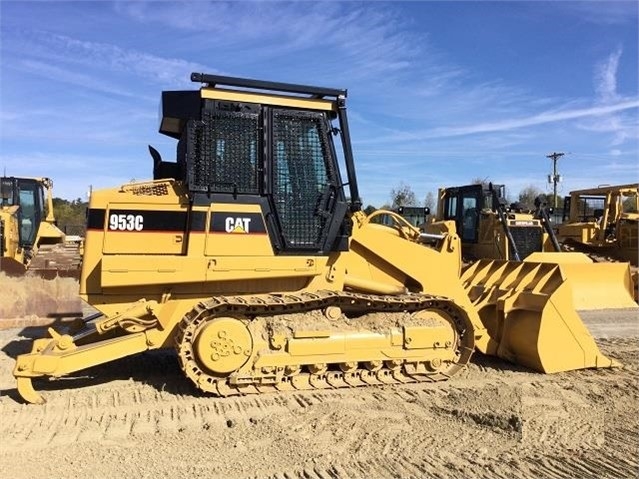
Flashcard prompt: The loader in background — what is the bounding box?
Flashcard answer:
[425,183,560,262]
[556,183,638,266]
[556,183,638,301]
[424,182,636,309]
[0,177,82,279]
[370,206,430,230]
[13,73,637,405]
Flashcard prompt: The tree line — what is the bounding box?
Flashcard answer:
[366,181,638,216]
[51,197,87,236]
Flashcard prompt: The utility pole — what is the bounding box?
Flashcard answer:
[546,152,565,208]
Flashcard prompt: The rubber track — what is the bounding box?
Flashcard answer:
[174,290,475,397]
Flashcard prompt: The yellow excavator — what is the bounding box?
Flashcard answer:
[13,73,637,404]
[1,176,82,279]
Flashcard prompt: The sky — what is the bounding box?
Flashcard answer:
[1,1,637,207]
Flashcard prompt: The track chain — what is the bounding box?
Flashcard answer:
[174,290,475,397]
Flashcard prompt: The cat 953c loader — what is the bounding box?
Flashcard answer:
[13,73,637,404]
[1,176,82,279]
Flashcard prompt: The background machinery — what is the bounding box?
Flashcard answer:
[393,206,430,228]
[13,74,637,404]
[426,183,560,261]
[556,183,638,300]
[0,176,82,279]
[556,183,638,266]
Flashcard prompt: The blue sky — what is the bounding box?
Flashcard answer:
[1,1,637,207]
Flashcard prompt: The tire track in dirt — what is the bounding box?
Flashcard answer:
[2,371,437,450]
[258,444,638,479]
[2,338,636,450]
[1,329,637,479]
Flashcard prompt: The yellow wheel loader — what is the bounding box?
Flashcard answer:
[13,74,637,404]
[0,176,82,279]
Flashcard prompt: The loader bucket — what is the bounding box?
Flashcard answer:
[461,259,622,373]
[524,252,637,310]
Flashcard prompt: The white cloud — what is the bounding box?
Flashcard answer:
[578,47,638,147]
[362,100,639,143]
[595,47,622,103]
[557,1,639,26]
[113,2,421,82]
[14,59,147,100]
[5,29,212,89]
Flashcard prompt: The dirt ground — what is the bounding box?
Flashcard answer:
[0,307,637,479]
[0,272,81,321]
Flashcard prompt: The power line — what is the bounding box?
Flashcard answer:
[546,152,565,208]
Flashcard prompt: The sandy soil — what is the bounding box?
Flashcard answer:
[0,309,637,479]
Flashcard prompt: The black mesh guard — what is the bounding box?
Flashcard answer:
[272,109,338,250]
[509,226,543,259]
[185,110,260,193]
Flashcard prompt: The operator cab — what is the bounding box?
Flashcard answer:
[0,177,45,249]
[395,206,430,229]
[151,73,359,255]
[440,184,507,243]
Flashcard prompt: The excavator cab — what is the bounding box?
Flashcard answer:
[149,74,354,255]
[439,183,485,245]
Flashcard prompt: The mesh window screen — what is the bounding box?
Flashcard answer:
[186,110,259,193]
[272,109,335,249]
[509,227,543,259]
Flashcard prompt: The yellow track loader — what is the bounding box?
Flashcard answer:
[556,183,638,266]
[424,182,635,309]
[1,176,82,279]
[13,74,637,404]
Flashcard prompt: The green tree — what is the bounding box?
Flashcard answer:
[52,197,87,236]
[518,185,553,211]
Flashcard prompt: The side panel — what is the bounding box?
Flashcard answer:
[102,204,191,255]
[205,204,273,257]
